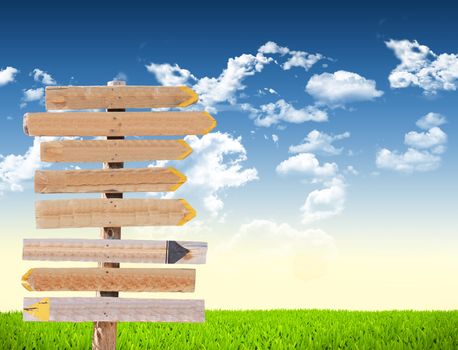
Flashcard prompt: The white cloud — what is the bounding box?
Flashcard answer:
[416,112,447,130]
[21,88,45,108]
[258,41,290,56]
[376,113,448,173]
[276,153,338,179]
[146,42,326,114]
[386,39,458,94]
[258,87,278,95]
[113,72,127,82]
[146,63,196,86]
[272,134,279,144]
[193,53,272,112]
[0,66,19,86]
[376,148,441,173]
[289,129,350,155]
[404,127,447,152]
[147,54,272,113]
[31,68,56,85]
[229,219,337,281]
[258,41,324,71]
[252,99,328,127]
[283,51,323,71]
[344,165,359,176]
[151,132,258,217]
[301,177,346,223]
[306,70,383,106]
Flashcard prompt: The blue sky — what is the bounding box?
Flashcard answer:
[0,1,457,310]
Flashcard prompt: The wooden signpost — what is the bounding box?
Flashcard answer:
[22,81,212,350]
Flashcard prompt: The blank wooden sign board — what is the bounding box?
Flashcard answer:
[21,82,212,350]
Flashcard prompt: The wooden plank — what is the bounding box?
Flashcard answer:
[35,167,186,193]
[24,297,205,323]
[40,139,193,163]
[24,111,216,137]
[23,239,207,264]
[35,198,196,228]
[21,268,195,292]
[45,86,198,110]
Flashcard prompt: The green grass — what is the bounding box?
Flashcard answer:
[1,309,457,349]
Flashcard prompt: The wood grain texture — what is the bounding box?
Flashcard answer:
[24,111,215,137]
[35,167,186,193]
[23,239,207,264]
[40,139,193,163]
[45,86,198,110]
[21,268,195,292]
[24,297,205,323]
[35,198,196,228]
[94,80,124,350]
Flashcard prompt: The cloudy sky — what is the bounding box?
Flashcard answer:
[1,2,457,311]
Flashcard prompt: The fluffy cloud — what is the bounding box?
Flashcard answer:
[145,63,196,86]
[0,66,19,86]
[22,88,44,102]
[344,165,359,176]
[306,70,383,105]
[193,53,272,112]
[301,177,346,223]
[151,132,258,217]
[416,112,447,130]
[146,42,325,116]
[258,41,289,56]
[386,39,458,94]
[289,130,350,155]
[258,41,324,71]
[113,72,127,82]
[272,134,279,145]
[252,99,328,127]
[258,87,278,95]
[230,219,336,281]
[276,153,338,179]
[376,113,447,173]
[404,127,447,152]
[278,131,350,223]
[376,148,441,172]
[147,53,272,113]
[31,68,56,85]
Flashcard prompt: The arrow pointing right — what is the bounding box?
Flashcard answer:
[167,241,190,264]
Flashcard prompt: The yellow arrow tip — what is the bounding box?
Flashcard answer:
[167,167,187,191]
[24,297,50,322]
[178,199,196,225]
[177,140,193,160]
[21,269,33,291]
[178,86,198,107]
[202,112,217,134]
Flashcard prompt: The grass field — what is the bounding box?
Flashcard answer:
[1,309,457,349]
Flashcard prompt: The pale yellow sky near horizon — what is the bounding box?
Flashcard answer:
[2,227,458,312]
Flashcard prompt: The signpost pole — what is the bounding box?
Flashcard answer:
[92,80,125,350]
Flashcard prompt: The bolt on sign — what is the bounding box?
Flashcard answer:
[21,81,214,350]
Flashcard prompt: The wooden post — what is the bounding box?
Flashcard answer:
[92,80,125,350]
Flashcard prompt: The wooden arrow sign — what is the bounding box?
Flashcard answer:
[45,86,198,110]
[40,139,192,163]
[22,268,195,292]
[23,239,207,264]
[23,297,205,323]
[35,198,196,228]
[35,167,186,193]
[24,111,216,136]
